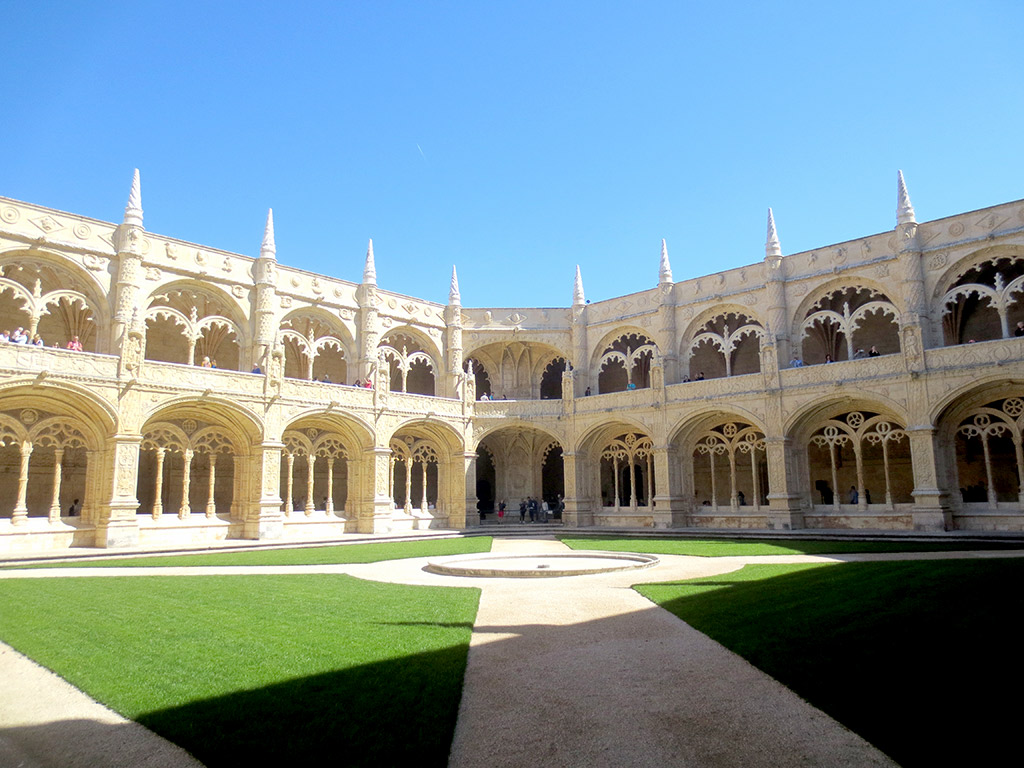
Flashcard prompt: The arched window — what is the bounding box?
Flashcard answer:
[279,314,349,383]
[145,287,243,369]
[464,357,491,398]
[954,397,1024,507]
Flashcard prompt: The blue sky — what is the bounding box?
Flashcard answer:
[2,1,1022,306]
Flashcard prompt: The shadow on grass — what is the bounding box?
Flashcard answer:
[135,644,468,768]
[639,559,1024,768]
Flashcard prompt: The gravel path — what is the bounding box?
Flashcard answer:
[5,538,1022,767]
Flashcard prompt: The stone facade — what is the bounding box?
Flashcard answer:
[4,171,1024,552]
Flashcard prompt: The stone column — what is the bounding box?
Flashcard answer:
[205,453,217,518]
[906,426,953,531]
[443,451,477,529]
[11,441,33,525]
[152,448,165,519]
[243,442,284,540]
[359,447,397,533]
[48,447,65,523]
[178,448,193,519]
[305,454,316,515]
[652,445,687,528]
[325,457,335,514]
[764,436,805,530]
[561,451,591,527]
[95,435,142,548]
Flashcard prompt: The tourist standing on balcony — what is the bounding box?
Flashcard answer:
[31,333,43,346]
[11,327,27,344]
[200,356,212,368]
[66,335,83,351]
[0,330,9,342]
[868,346,880,357]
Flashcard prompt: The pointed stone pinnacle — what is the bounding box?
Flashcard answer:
[659,239,673,285]
[765,208,782,260]
[573,265,585,306]
[260,209,276,258]
[897,170,916,226]
[123,168,143,227]
[363,239,377,285]
[449,265,461,305]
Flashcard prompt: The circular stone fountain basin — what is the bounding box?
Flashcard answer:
[424,551,660,578]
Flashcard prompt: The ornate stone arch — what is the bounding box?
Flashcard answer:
[792,279,902,364]
[932,245,1024,344]
[680,307,766,380]
[144,280,249,369]
[590,327,659,393]
[0,250,109,351]
[279,308,353,383]
[379,327,440,395]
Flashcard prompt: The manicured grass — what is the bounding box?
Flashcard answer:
[636,559,1024,767]
[9,535,493,568]
[0,574,479,767]
[559,535,1021,557]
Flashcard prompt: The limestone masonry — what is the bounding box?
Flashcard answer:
[3,170,1024,552]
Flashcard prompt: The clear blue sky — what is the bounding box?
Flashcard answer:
[2,1,1022,307]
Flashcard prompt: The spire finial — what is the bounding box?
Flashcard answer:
[765,208,782,259]
[658,238,673,286]
[123,168,143,227]
[363,239,376,285]
[897,170,916,226]
[260,208,276,259]
[449,265,461,305]
[573,265,585,306]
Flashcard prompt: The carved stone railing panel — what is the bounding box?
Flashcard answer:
[142,360,266,395]
[474,400,563,419]
[0,344,119,380]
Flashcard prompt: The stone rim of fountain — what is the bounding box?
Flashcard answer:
[423,551,660,578]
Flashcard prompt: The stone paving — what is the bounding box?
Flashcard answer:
[4,536,1024,767]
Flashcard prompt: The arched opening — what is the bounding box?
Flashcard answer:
[800,287,900,364]
[475,445,496,517]
[806,411,914,515]
[691,422,767,511]
[940,255,1024,344]
[280,313,350,383]
[0,260,102,351]
[137,419,238,519]
[465,358,492,399]
[597,333,657,393]
[477,427,564,514]
[380,332,436,396]
[685,312,763,381]
[599,432,654,510]
[145,285,244,369]
[539,358,566,399]
[952,396,1024,509]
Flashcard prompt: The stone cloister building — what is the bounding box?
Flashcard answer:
[3,170,1024,552]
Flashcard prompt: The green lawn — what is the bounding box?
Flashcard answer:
[559,535,1021,557]
[0,574,479,767]
[636,559,1024,767]
[8,535,492,568]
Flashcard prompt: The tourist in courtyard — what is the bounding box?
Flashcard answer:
[789,356,803,367]
[824,354,833,363]
[66,335,83,351]
[251,364,262,374]
[31,333,44,346]
[0,330,9,342]
[555,494,564,519]
[868,346,880,357]
[1016,321,1024,337]
[849,486,859,504]
[11,327,28,344]
[519,499,526,523]
[200,356,212,368]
